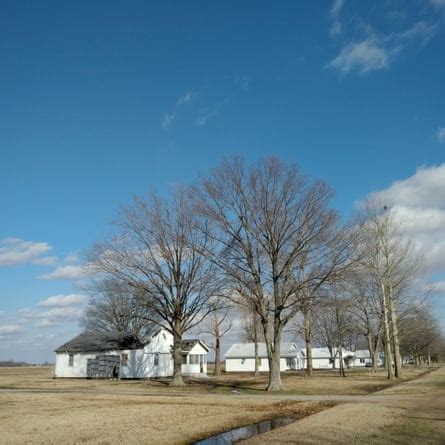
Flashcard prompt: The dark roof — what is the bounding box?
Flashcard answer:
[55,331,144,353]
[181,339,209,353]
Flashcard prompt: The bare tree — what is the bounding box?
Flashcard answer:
[193,157,352,391]
[200,309,232,375]
[356,200,421,379]
[80,279,154,342]
[88,187,220,386]
[240,298,265,375]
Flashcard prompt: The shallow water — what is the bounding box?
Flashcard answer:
[193,416,295,445]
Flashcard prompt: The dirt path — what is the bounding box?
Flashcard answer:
[241,366,445,444]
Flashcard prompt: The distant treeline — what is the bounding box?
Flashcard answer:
[0,361,31,367]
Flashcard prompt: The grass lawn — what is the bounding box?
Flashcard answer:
[0,365,434,395]
[0,366,439,444]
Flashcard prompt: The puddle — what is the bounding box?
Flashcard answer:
[193,416,295,445]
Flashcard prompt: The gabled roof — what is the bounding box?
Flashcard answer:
[182,339,209,353]
[225,342,300,359]
[55,331,144,353]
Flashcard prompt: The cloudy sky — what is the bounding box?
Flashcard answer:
[1,1,445,362]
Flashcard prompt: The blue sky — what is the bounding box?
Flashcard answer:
[1,0,445,362]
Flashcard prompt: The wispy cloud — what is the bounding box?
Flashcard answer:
[328,37,391,73]
[437,127,445,143]
[430,0,445,7]
[328,20,439,74]
[37,294,88,308]
[0,237,52,267]
[0,324,23,335]
[38,264,89,281]
[329,0,345,36]
[162,91,194,129]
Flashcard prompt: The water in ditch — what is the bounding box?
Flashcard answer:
[193,416,295,445]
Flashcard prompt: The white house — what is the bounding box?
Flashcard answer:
[55,329,209,379]
[300,347,357,369]
[224,342,301,372]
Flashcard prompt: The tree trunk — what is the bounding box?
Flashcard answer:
[265,322,283,391]
[388,288,403,378]
[254,338,259,376]
[339,347,345,377]
[381,283,394,380]
[170,329,185,386]
[214,336,221,376]
[303,307,313,377]
[367,332,377,372]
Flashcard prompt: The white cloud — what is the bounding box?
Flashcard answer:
[0,238,52,266]
[330,0,345,36]
[328,18,439,74]
[437,127,445,143]
[368,164,445,274]
[328,37,390,73]
[31,256,58,266]
[19,306,83,328]
[0,324,23,335]
[430,0,445,7]
[37,294,88,308]
[371,164,445,209]
[162,91,194,129]
[37,264,88,281]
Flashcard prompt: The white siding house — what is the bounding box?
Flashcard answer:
[225,343,301,372]
[55,329,209,379]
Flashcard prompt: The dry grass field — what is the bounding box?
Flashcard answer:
[0,366,439,444]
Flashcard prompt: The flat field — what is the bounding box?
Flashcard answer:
[0,366,438,444]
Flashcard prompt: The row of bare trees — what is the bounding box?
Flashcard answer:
[81,156,443,390]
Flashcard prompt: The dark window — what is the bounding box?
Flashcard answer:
[68,354,74,366]
[121,353,128,366]
[182,354,187,364]
[189,355,199,365]
[154,353,159,366]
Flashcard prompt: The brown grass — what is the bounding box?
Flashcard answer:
[0,365,433,395]
[0,366,439,444]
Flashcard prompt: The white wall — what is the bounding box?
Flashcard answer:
[225,357,299,372]
[55,351,119,378]
[182,343,208,375]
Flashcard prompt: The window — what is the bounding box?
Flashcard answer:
[189,355,200,365]
[360,358,365,364]
[154,353,159,366]
[241,358,246,364]
[121,353,128,366]
[68,354,74,367]
[329,358,334,364]
[182,354,187,365]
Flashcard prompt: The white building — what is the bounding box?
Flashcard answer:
[300,348,359,369]
[224,342,301,372]
[55,329,208,379]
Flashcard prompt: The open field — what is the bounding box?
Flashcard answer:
[0,365,433,395]
[0,366,442,444]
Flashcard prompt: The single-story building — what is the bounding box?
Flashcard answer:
[55,329,209,378]
[224,342,301,372]
[300,348,357,369]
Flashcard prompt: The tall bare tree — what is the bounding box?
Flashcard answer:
[200,309,232,375]
[88,187,220,386]
[356,200,421,379]
[193,157,352,391]
[80,279,154,342]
